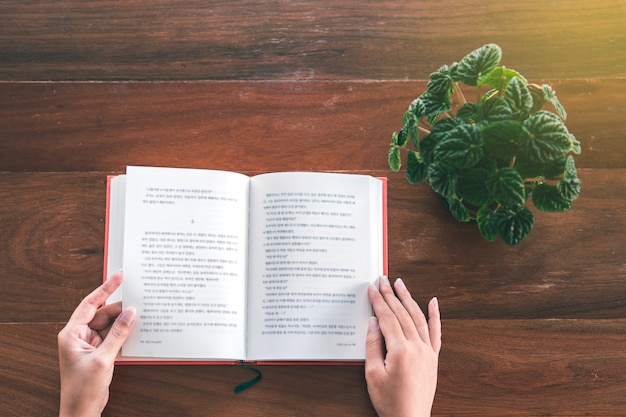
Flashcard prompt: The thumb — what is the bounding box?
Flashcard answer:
[99,306,136,361]
[365,317,385,377]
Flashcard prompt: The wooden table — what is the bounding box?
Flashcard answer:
[1,1,625,416]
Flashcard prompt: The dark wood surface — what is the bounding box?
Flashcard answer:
[1,1,625,416]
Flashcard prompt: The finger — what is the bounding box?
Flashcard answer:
[428,297,442,354]
[394,278,430,343]
[377,276,419,340]
[88,301,123,330]
[365,317,385,378]
[67,271,123,327]
[98,306,136,362]
[368,284,404,344]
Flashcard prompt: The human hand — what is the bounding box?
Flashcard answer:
[365,276,442,417]
[57,271,136,417]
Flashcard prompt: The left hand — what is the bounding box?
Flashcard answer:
[57,271,136,417]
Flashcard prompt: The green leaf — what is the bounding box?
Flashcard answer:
[457,168,492,206]
[515,156,566,180]
[402,110,412,126]
[421,118,464,164]
[481,120,523,160]
[421,91,452,120]
[479,66,527,91]
[570,134,582,154]
[427,113,441,127]
[476,205,498,241]
[391,131,399,146]
[427,162,458,199]
[519,110,572,162]
[398,117,419,149]
[528,83,546,114]
[532,183,572,212]
[477,96,513,122]
[430,117,465,140]
[486,167,526,205]
[456,44,502,86]
[433,124,484,169]
[493,204,534,246]
[396,125,409,147]
[504,76,533,120]
[542,84,567,120]
[457,102,478,122]
[407,98,427,120]
[388,146,401,171]
[447,196,471,222]
[408,119,419,150]
[557,177,581,201]
[557,155,581,200]
[543,158,568,179]
[427,65,454,96]
[419,133,437,165]
[406,150,427,184]
[449,62,460,81]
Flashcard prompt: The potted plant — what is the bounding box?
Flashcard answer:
[388,43,581,246]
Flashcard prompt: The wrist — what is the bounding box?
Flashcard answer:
[59,405,102,417]
[59,393,103,417]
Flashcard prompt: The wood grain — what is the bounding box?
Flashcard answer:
[0,172,106,322]
[435,319,626,416]
[1,169,624,323]
[2,1,625,415]
[1,79,624,172]
[2,320,625,416]
[0,0,624,81]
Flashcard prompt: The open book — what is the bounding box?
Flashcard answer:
[105,166,387,364]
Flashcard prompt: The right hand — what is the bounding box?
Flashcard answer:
[365,276,442,417]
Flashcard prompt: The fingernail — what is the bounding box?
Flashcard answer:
[380,275,390,287]
[432,297,439,310]
[119,306,136,325]
[395,277,406,290]
[368,316,379,331]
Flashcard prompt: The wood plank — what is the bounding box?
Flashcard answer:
[0,0,624,81]
[0,324,62,417]
[1,169,624,323]
[0,172,106,323]
[2,320,625,416]
[1,80,624,172]
[434,319,626,416]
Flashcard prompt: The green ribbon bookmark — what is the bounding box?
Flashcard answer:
[234,361,263,393]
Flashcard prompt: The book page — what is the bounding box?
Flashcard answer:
[246,172,384,361]
[121,166,250,360]
[104,175,126,304]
